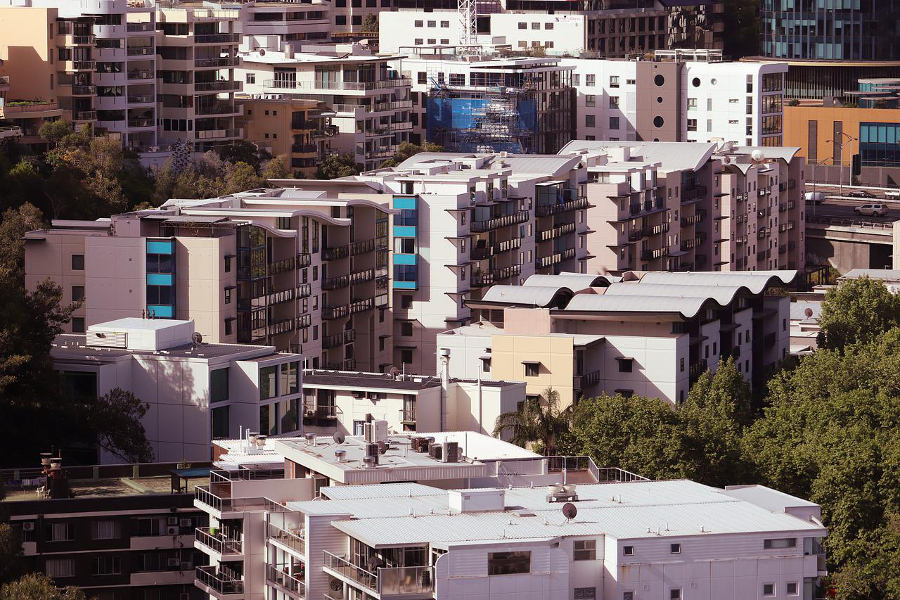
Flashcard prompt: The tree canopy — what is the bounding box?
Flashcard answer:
[316,153,362,180]
[817,276,900,350]
[0,573,85,600]
[493,388,571,455]
[379,142,442,169]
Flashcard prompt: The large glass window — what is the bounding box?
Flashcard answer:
[210,368,229,403]
[280,362,299,395]
[260,403,278,436]
[211,406,230,439]
[260,365,277,399]
[488,551,530,575]
[281,398,300,433]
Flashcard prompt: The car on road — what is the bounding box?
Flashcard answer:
[848,190,877,199]
[886,189,900,199]
[805,191,826,204]
[854,203,889,217]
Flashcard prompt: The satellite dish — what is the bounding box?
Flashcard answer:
[562,502,578,521]
[333,432,345,445]
[378,440,388,454]
[751,149,765,162]
[192,332,203,346]
[804,307,814,318]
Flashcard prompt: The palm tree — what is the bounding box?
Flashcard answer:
[493,388,571,455]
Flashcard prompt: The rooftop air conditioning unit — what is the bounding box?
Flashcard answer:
[22,522,34,532]
[167,557,181,568]
[442,441,459,463]
[428,443,442,461]
[166,526,179,536]
[180,518,192,527]
[365,442,379,465]
[167,517,179,526]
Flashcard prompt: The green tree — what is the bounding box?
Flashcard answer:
[218,139,271,171]
[360,13,378,34]
[0,203,45,284]
[315,153,362,179]
[0,573,86,600]
[722,0,760,59]
[0,524,22,584]
[88,388,153,463]
[817,276,900,350]
[224,161,264,194]
[379,142,443,169]
[493,388,571,455]
[262,154,292,182]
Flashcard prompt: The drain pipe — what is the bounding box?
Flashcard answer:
[439,348,450,431]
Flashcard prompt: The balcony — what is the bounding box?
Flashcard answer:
[128,117,153,128]
[193,101,240,115]
[267,522,305,554]
[128,94,154,104]
[350,268,375,285]
[350,238,376,256]
[291,143,318,154]
[195,527,243,557]
[537,222,576,242]
[127,70,154,80]
[689,361,706,383]
[195,128,242,140]
[400,408,416,424]
[297,314,312,328]
[470,210,529,233]
[266,285,310,306]
[71,85,96,95]
[323,552,434,597]
[323,245,349,261]
[323,328,355,349]
[66,34,96,45]
[195,33,241,44]
[640,247,669,262]
[69,60,95,71]
[323,275,349,291]
[470,264,522,287]
[196,57,240,68]
[323,304,348,320]
[325,358,357,371]
[266,565,305,598]
[574,369,602,389]
[72,110,97,121]
[127,46,154,56]
[262,77,411,92]
[536,196,589,217]
[350,297,374,314]
[126,22,155,32]
[536,248,576,269]
[269,317,296,336]
[195,80,242,93]
[297,253,312,268]
[681,185,707,202]
[196,565,244,597]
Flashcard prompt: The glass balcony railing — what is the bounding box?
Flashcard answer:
[196,565,245,595]
[267,565,306,597]
[195,527,243,556]
[323,552,434,596]
[267,522,305,553]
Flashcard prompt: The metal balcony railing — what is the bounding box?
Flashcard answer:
[195,33,240,44]
[400,408,416,423]
[322,275,349,291]
[536,196,589,217]
[323,245,349,261]
[574,370,602,389]
[349,238,376,256]
[127,22,155,32]
[322,328,355,349]
[681,185,707,202]
[537,222,576,242]
[323,305,348,320]
[350,297,374,314]
[127,46,154,56]
[71,85,96,95]
[323,552,377,592]
[195,57,240,68]
[195,527,243,556]
[267,522,305,553]
[195,81,242,92]
[262,77,411,92]
[267,565,306,597]
[196,565,244,595]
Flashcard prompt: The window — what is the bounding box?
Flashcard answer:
[610,75,619,88]
[687,118,697,132]
[210,368,229,403]
[72,317,85,333]
[91,521,121,540]
[518,21,526,29]
[531,22,539,29]
[585,94,595,107]
[670,590,681,600]
[224,256,232,272]
[617,358,633,373]
[260,365,277,399]
[545,22,553,29]
[414,19,423,27]
[585,114,595,127]
[573,539,596,560]
[45,558,75,578]
[623,593,634,600]
[401,349,413,365]
[609,116,620,129]
[47,522,75,541]
[441,20,449,27]
[488,551,530,575]
[670,543,681,554]
[763,584,775,596]
[764,538,796,549]
[72,286,84,302]
[609,96,619,108]
[246,73,255,84]
[225,319,233,336]
[224,287,232,305]
[574,589,596,599]
[623,545,634,556]
[280,361,299,395]
[417,72,426,84]
[401,321,413,336]
[401,295,413,309]
[427,20,436,26]
[93,555,121,575]
[212,405,229,438]
[524,362,539,377]
[786,582,799,595]
[72,254,84,270]
[585,74,595,87]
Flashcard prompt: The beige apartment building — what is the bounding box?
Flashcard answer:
[237,96,334,177]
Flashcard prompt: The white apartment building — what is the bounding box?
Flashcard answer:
[236,0,331,48]
[156,5,242,153]
[190,433,826,600]
[560,51,787,147]
[0,0,158,150]
[299,369,524,438]
[52,318,304,463]
[448,270,794,404]
[237,42,412,171]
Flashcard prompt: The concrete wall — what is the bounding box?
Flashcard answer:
[0,7,56,101]
[491,334,577,406]
[85,235,146,326]
[176,235,236,344]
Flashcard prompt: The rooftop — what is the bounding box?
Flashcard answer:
[52,334,278,362]
[302,370,443,391]
[287,480,823,547]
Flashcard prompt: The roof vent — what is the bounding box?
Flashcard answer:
[547,483,578,503]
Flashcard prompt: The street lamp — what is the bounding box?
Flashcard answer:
[825,132,859,197]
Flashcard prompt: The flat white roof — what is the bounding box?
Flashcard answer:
[91,317,193,331]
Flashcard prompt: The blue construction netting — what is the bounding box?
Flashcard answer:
[426,96,539,152]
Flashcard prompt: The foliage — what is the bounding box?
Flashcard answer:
[87,388,153,463]
[315,153,362,179]
[217,139,272,171]
[379,142,443,169]
[493,388,571,455]
[722,0,760,59]
[817,276,900,350]
[0,524,22,584]
[262,154,292,182]
[0,203,44,284]
[360,13,378,34]
[0,573,86,600]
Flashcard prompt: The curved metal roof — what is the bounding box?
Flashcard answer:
[604,282,750,307]
[480,285,574,307]
[523,273,620,289]
[637,270,796,295]
[559,293,712,319]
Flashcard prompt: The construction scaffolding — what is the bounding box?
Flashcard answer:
[426,84,537,153]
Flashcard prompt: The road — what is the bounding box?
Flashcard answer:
[805,183,899,225]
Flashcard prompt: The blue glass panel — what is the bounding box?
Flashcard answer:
[394,253,417,265]
[393,281,417,290]
[147,240,174,254]
[394,225,417,237]
[146,273,174,286]
[393,196,417,210]
[146,304,174,318]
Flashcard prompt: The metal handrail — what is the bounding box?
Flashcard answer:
[196,565,244,594]
[267,522,305,553]
[323,551,378,592]
[267,564,306,597]
[195,527,243,555]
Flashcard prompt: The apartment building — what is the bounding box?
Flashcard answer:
[0,0,158,150]
[236,96,334,177]
[400,48,576,153]
[237,41,412,171]
[558,50,787,147]
[237,0,331,48]
[24,189,393,370]
[189,430,824,600]
[380,1,723,57]
[557,141,806,274]
[299,368,524,438]
[449,269,794,404]
[156,5,242,153]
[4,460,209,600]
[51,318,303,462]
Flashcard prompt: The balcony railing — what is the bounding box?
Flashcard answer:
[195,33,241,44]
[322,275,349,290]
[267,565,306,597]
[350,297,374,314]
[323,304,348,320]
[350,238,376,256]
[400,408,416,423]
[323,552,377,592]
[291,143,318,154]
[127,46,154,56]
[128,94,154,104]
[323,552,435,596]
[128,70,154,80]
[470,210,529,233]
[537,222,576,242]
[126,22,155,32]
[350,268,374,285]
[195,57,240,68]
[262,77,411,92]
[536,196,589,217]
[681,185,707,202]
[269,317,296,336]
[196,565,244,595]
[689,361,707,382]
[323,245,349,261]
[536,248,576,268]
[574,370,602,389]
[323,328,355,349]
[471,264,522,287]
[195,81,242,92]
[72,110,96,121]
[195,527,243,556]
[71,85,96,95]
[71,60,95,70]
[128,118,153,128]
[267,522,305,553]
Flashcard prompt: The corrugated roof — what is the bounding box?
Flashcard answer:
[637,271,797,294]
[523,273,619,289]
[841,268,900,282]
[790,301,822,321]
[559,140,718,173]
[492,154,581,177]
[726,146,801,163]
[394,152,490,170]
[560,294,710,319]
[480,285,573,307]
[604,282,749,307]
[321,482,444,501]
